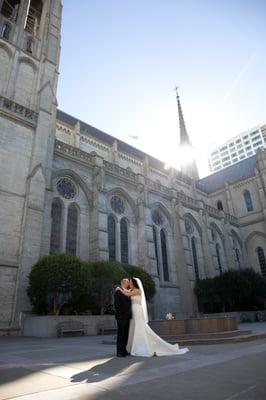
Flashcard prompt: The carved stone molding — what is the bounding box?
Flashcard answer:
[0,95,38,126]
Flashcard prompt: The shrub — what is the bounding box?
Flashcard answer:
[28,253,90,315]
[28,255,156,316]
[86,261,126,315]
[195,268,266,313]
[123,264,156,302]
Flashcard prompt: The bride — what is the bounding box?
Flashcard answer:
[117,277,189,357]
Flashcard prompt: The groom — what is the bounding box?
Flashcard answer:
[114,278,132,357]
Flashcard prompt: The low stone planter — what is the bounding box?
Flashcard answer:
[149,319,186,335]
[149,316,237,336]
[22,314,116,337]
[203,311,266,323]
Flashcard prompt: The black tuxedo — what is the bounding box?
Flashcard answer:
[114,289,132,356]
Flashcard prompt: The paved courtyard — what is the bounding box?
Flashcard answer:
[1,323,266,400]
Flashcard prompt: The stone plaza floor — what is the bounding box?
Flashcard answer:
[1,323,266,400]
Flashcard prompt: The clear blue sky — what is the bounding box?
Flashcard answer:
[58,0,266,177]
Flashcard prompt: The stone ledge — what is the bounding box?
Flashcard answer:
[0,96,38,127]
[22,314,116,337]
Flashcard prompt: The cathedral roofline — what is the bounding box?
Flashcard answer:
[56,109,260,194]
[197,155,257,193]
[56,109,193,182]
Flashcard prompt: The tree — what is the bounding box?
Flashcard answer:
[86,261,126,315]
[28,253,90,315]
[123,264,156,302]
[195,269,266,313]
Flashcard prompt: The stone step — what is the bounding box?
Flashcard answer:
[160,330,252,340]
[167,332,266,345]
[102,331,266,346]
[101,328,251,339]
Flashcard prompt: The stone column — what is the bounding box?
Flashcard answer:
[171,196,197,317]
[136,174,149,269]
[225,182,235,215]
[197,201,215,278]
[89,154,109,261]
[110,140,118,163]
[74,121,81,148]
[221,215,235,269]
[255,169,266,231]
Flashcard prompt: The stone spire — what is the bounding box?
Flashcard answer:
[175,87,199,180]
[175,87,191,146]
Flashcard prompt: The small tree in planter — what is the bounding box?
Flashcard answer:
[86,261,126,315]
[123,264,156,302]
[28,253,90,315]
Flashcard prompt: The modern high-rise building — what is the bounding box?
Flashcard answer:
[208,125,266,173]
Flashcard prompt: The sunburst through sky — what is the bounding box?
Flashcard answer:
[58,0,266,178]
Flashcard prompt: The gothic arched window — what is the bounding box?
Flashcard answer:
[120,218,128,264]
[243,190,253,212]
[25,0,42,36]
[235,248,241,270]
[257,247,266,277]
[1,1,20,20]
[153,226,159,276]
[50,198,62,254]
[217,200,223,211]
[216,243,222,275]
[108,215,116,261]
[1,23,11,40]
[191,236,199,280]
[160,229,169,281]
[66,204,78,255]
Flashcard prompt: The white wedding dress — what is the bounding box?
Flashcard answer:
[126,279,189,357]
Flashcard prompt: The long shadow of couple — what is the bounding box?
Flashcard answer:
[70,355,145,384]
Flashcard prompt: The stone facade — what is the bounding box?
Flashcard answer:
[0,0,61,327]
[0,0,266,329]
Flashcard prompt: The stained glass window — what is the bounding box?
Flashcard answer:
[257,247,266,277]
[243,190,253,212]
[57,177,76,200]
[66,204,78,256]
[120,218,128,264]
[216,243,222,274]
[108,215,116,261]
[111,196,125,214]
[160,229,169,281]
[191,237,199,281]
[50,198,62,254]
[153,226,160,276]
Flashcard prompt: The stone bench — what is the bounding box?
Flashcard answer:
[57,320,87,337]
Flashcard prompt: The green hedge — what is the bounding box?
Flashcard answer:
[27,255,156,315]
[195,269,266,313]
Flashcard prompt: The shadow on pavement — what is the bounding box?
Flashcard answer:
[71,356,144,383]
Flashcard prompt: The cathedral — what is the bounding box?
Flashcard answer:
[0,1,266,332]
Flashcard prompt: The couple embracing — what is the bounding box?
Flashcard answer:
[114,277,189,357]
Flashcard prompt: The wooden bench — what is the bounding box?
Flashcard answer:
[57,321,87,337]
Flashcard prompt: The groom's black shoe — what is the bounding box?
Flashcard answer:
[124,351,131,356]
[117,353,126,357]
